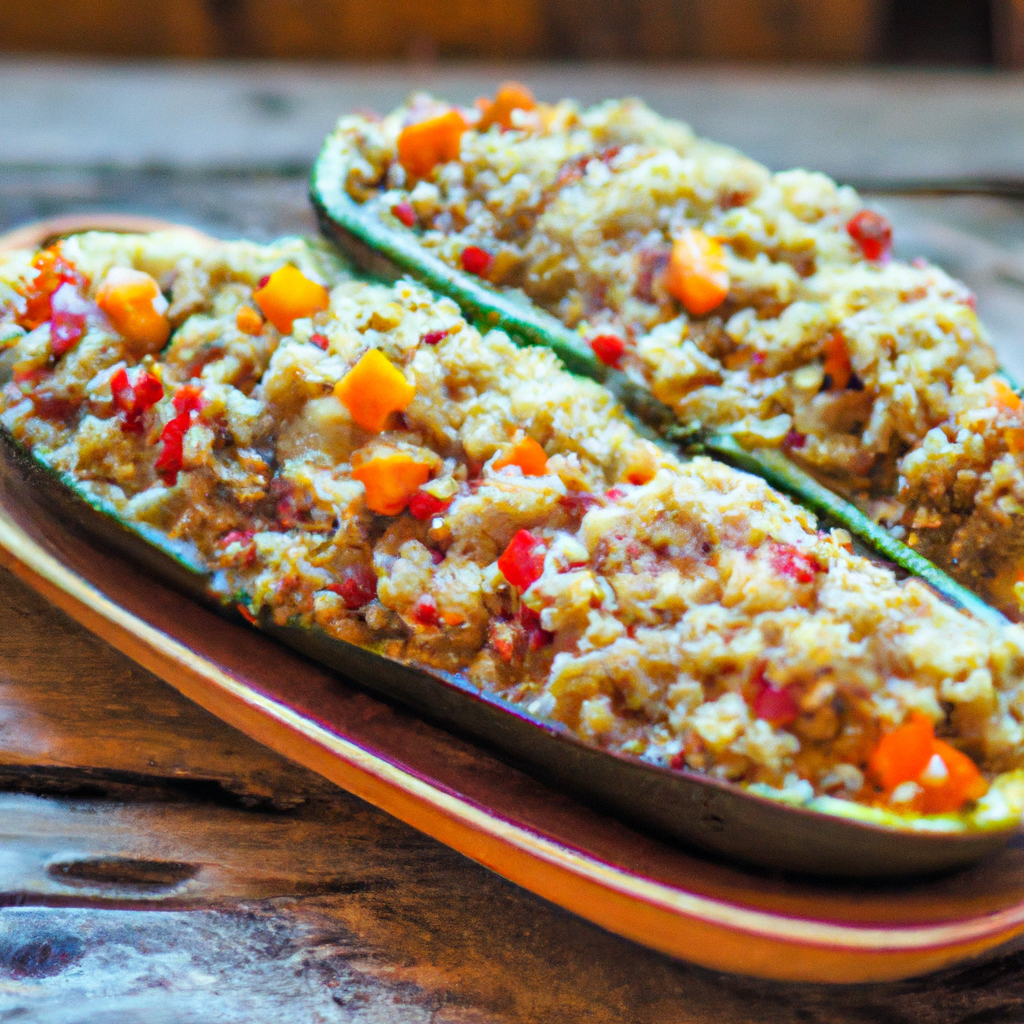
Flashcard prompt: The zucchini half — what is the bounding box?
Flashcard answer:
[310,136,1007,631]
[3,424,1022,878]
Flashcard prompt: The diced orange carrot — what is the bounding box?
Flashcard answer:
[334,349,416,432]
[663,229,729,316]
[476,82,536,132]
[235,305,264,336]
[96,268,171,356]
[867,711,935,792]
[822,332,853,391]
[397,109,466,180]
[352,452,432,516]
[492,436,548,476]
[253,265,329,334]
[919,739,989,814]
[991,378,1024,418]
[1006,427,1024,454]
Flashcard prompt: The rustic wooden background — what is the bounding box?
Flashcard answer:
[0,0,1019,65]
[2,61,1024,1021]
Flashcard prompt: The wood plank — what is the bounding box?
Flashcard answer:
[2,61,1024,183]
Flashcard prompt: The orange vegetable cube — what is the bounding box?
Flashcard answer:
[822,332,853,391]
[352,452,432,516]
[235,305,264,336]
[991,378,1024,418]
[919,739,988,814]
[96,267,171,356]
[397,109,466,180]
[253,265,330,334]
[1006,427,1024,454]
[492,435,548,476]
[663,229,729,316]
[334,349,416,432]
[867,711,934,792]
[477,82,536,132]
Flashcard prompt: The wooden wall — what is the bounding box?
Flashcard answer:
[0,0,883,62]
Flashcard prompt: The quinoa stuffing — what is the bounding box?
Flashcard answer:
[327,84,1024,618]
[2,229,1024,822]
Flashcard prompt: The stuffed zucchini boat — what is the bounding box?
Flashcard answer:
[311,84,1024,621]
[2,228,1024,875]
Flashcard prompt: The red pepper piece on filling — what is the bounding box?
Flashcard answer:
[110,366,164,433]
[497,530,547,590]
[589,334,626,368]
[408,489,452,521]
[327,565,378,610]
[847,210,892,262]
[769,542,824,584]
[391,201,418,227]
[461,246,493,278]
[750,672,800,727]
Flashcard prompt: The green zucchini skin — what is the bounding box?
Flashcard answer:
[3,414,1019,879]
[310,137,1008,631]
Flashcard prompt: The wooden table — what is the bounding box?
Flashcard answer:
[2,60,1024,1021]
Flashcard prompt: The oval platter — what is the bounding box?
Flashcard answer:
[3,216,1024,984]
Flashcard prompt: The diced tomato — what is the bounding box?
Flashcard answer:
[497,530,547,590]
[391,201,418,227]
[110,366,164,433]
[421,329,448,346]
[769,542,824,584]
[408,489,452,520]
[310,332,329,351]
[847,210,892,262]
[605,487,625,502]
[461,246,493,278]
[783,429,807,449]
[590,334,626,368]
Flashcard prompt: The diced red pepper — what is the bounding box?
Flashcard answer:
[410,593,440,627]
[49,283,92,357]
[519,604,553,649]
[847,210,892,262]
[310,332,329,351]
[220,529,257,566]
[751,672,800,727]
[173,384,204,416]
[783,429,807,449]
[110,366,164,433]
[559,492,602,517]
[155,413,190,485]
[461,246,493,278]
[327,565,378,609]
[769,542,824,584]
[589,334,626,368]
[497,530,547,590]
[391,201,417,227]
[605,487,625,501]
[408,489,452,520]
[421,329,448,346]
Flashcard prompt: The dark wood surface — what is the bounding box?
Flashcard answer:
[2,62,1024,1021]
